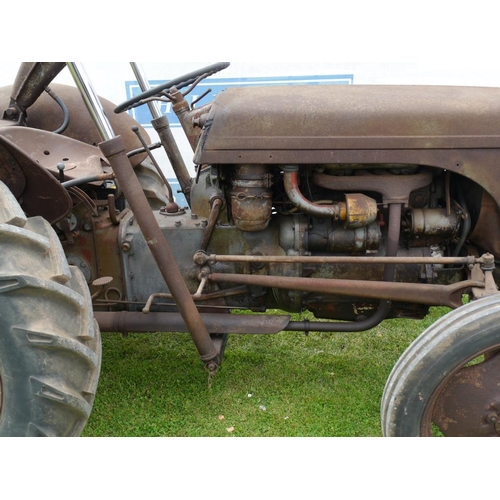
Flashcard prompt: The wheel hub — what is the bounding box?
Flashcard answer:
[431,351,500,436]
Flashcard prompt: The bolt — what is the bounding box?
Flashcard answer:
[206,361,218,373]
[486,412,499,424]
[175,220,182,227]
[83,222,92,231]
[122,241,131,252]
[57,163,65,182]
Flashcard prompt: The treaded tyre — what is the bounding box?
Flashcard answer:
[381,294,500,437]
[0,181,101,437]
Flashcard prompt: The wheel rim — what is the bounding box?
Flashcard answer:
[421,346,500,436]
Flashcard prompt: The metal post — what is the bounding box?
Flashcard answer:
[66,62,116,141]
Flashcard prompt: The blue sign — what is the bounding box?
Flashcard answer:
[126,74,353,128]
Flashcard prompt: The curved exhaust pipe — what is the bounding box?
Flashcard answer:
[282,165,378,228]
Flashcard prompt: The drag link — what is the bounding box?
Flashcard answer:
[196,253,482,266]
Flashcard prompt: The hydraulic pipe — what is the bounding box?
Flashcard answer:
[200,198,223,251]
[6,62,66,115]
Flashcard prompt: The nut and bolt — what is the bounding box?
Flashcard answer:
[206,361,218,373]
[486,412,499,424]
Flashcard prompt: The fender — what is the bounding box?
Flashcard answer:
[0,127,113,223]
[0,82,151,167]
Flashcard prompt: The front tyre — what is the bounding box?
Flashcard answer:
[0,181,101,436]
[381,294,500,437]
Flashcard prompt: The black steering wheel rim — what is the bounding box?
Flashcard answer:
[114,62,230,114]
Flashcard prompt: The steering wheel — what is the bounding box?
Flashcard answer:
[114,62,230,114]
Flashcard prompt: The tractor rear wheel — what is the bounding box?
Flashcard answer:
[0,181,101,436]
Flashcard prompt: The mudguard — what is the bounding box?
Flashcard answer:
[0,127,113,223]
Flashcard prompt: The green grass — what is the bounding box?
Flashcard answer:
[82,307,448,437]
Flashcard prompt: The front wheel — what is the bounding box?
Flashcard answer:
[381,294,500,437]
[0,181,101,436]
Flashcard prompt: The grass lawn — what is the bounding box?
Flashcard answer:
[83,307,448,437]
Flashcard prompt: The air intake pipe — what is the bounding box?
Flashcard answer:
[283,165,377,228]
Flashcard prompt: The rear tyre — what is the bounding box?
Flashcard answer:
[0,181,101,436]
[381,294,500,436]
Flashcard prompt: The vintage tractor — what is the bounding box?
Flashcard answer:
[1,62,500,437]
